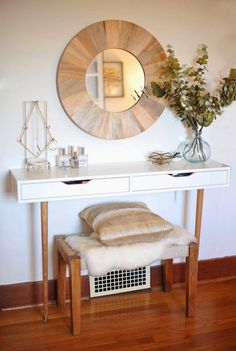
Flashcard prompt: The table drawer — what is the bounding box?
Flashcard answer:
[132,170,229,192]
[20,177,130,201]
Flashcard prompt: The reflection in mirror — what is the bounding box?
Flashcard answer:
[85,49,145,112]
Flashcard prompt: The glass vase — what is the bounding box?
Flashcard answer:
[183,130,211,163]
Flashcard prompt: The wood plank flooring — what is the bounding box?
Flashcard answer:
[1,279,236,351]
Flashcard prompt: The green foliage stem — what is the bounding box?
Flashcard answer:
[151,44,236,132]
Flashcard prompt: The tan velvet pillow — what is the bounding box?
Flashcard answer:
[79,202,174,246]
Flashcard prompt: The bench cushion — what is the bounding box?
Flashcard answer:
[64,224,195,276]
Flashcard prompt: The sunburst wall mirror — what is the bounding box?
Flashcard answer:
[56,20,166,139]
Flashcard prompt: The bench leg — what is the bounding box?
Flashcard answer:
[57,249,67,306]
[186,243,198,316]
[161,259,173,291]
[69,258,81,336]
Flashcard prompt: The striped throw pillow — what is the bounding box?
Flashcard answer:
[79,202,174,246]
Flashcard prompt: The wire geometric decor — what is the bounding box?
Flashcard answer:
[18,101,55,169]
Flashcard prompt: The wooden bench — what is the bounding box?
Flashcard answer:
[55,235,198,336]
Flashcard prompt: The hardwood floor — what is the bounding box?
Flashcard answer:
[1,279,236,351]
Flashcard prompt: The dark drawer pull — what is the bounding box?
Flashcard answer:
[62,180,91,185]
[168,172,193,177]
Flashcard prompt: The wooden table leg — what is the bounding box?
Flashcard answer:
[195,189,204,244]
[193,189,204,280]
[41,201,48,323]
[186,189,204,316]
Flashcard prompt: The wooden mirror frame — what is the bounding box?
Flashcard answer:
[56,20,166,139]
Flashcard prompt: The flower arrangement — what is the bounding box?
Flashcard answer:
[151,44,236,131]
[151,44,236,161]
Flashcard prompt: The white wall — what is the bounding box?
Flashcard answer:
[1,0,236,285]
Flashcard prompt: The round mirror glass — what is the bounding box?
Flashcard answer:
[85,49,145,112]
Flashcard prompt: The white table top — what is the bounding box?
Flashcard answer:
[11,159,230,183]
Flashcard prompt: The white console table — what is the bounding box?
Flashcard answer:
[10,159,230,322]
